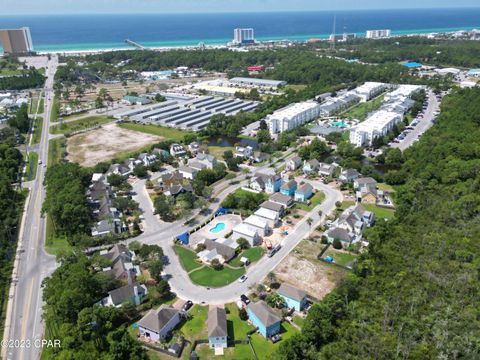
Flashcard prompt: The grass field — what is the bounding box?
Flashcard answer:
[208,145,234,160]
[324,248,358,267]
[250,322,299,358]
[45,215,72,256]
[31,117,43,145]
[363,204,395,220]
[230,247,265,267]
[50,96,60,122]
[377,182,396,192]
[23,152,38,181]
[29,94,40,114]
[295,191,326,211]
[48,138,67,167]
[119,122,193,142]
[342,95,385,121]
[189,265,245,288]
[174,244,203,272]
[49,115,114,135]
[38,98,45,114]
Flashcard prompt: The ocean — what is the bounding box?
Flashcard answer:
[1,8,480,52]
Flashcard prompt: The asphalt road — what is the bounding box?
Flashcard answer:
[131,171,342,304]
[391,90,440,151]
[3,56,58,360]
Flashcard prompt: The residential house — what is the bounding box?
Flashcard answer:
[294,183,314,202]
[354,177,377,193]
[164,183,193,197]
[278,283,308,311]
[208,307,228,349]
[138,153,158,167]
[247,301,281,338]
[158,171,184,189]
[193,153,217,169]
[188,160,208,172]
[260,201,285,217]
[100,244,140,281]
[188,141,201,154]
[326,227,354,246]
[106,163,131,177]
[357,190,377,204]
[303,159,320,174]
[249,175,266,192]
[270,193,294,208]
[234,146,253,159]
[339,168,360,183]
[153,147,171,159]
[244,215,271,237]
[249,173,282,194]
[197,239,236,264]
[98,284,148,307]
[232,223,261,246]
[353,204,375,226]
[178,166,198,180]
[170,143,186,157]
[280,180,298,197]
[91,218,122,237]
[252,151,269,163]
[254,208,280,228]
[287,156,302,171]
[215,237,239,250]
[137,305,181,342]
[318,162,336,177]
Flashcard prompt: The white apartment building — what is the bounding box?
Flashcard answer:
[349,110,403,147]
[266,101,321,135]
[365,29,392,39]
[384,85,424,102]
[354,82,387,102]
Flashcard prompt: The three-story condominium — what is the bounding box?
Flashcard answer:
[266,101,321,135]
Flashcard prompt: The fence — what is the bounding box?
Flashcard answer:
[141,337,186,358]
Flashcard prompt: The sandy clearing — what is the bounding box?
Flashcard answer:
[274,240,346,300]
[66,123,162,167]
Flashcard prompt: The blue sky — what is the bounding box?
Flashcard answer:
[1,0,480,15]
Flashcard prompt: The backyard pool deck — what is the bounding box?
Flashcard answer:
[189,214,243,248]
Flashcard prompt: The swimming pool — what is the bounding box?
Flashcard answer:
[331,121,348,128]
[209,222,226,234]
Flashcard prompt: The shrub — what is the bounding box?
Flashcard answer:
[332,238,343,250]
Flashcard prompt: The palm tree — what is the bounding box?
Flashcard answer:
[306,217,313,229]
[267,271,276,284]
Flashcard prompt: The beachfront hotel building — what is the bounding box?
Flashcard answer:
[233,28,255,45]
[266,101,321,135]
[0,27,34,55]
[349,110,403,147]
[366,29,392,39]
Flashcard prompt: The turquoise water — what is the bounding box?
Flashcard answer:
[209,223,226,234]
[331,121,348,128]
[0,10,479,53]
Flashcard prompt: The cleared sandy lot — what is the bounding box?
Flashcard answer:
[66,123,161,167]
[274,240,346,300]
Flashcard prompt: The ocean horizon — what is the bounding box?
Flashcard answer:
[1,8,480,53]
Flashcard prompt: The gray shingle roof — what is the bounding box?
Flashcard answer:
[260,201,284,213]
[278,283,307,302]
[137,305,179,333]
[248,301,281,327]
[208,307,228,338]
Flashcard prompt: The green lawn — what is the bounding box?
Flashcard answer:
[208,145,234,160]
[23,152,38,181]
[38,98,45,114]
[377,182,396,192]
[295,191,326,211]
[0,68,23,76]
[29,95,39,114]
[31,117,43,145]
[292,316,305,328]
[49,115,114,135]
[50,96,60,122]
[342,95,385,121]
[48,138,66,167]
[179,305,208,339]
[174,244,203,272]
[119,122,193,142]
[189,265,245,288]
[230,247,265,267]
[44,215,72,256]
[362,204,395,220]
[324,248,358,267]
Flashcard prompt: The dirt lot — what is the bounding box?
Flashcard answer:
[66,123,161,167]
[274,240,347,301]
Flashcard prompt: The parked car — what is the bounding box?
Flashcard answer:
[238,275,248,283]
[240,294,250,304]
[182,300,193,311]
[270,334,282,343]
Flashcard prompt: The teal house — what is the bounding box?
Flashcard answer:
[280,180,297,197]
[278,283,308,311]
[247,301,281,338]
[294,183,314,202]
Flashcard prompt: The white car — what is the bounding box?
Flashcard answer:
[238,275,248,283]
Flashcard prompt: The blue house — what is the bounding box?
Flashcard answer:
[208,306,228,349]
[247,301,281,338]
[278,283,308,311]
[264,174,282,194]
[294,183,314,202]
[280,180,297,197]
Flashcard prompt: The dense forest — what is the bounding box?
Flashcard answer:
[0,144,25,333]
[0,69,45,90]
[276,87,480,359]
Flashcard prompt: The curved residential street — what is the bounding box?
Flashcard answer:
[131,175,342,305]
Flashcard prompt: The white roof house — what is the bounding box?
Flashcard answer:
[244,215,270,236]
[254,208,279,228]
[232,223,261,246]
